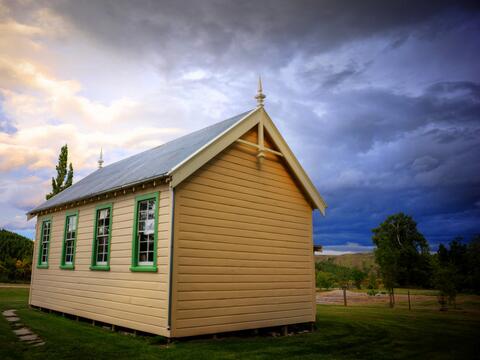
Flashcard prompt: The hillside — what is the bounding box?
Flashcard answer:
[0,228,34,282]
[315,252,375,270]
[0,228,33,262]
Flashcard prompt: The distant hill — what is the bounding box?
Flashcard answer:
[0,228,33,262]
[315,252,375,270]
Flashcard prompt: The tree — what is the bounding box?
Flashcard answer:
[372,213,431,307]
[437,238,468,292]
[351,268,367,290]
[316,271,336,289]
[46,144,74,200]
[467,235,480,293]
[433,259,458,310]
[0,229,33,282]
[367,271,379,296]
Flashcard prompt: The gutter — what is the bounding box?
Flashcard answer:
[26,174,171,219]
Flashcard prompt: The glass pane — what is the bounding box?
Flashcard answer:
[144,219,154,234]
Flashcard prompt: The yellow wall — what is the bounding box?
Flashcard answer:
[171,127,315,337]
[30,184,172,336]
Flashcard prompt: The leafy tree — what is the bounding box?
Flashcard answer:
[372,213,431,307]
[437,235,480,294]
[0,229,33,262]
[46,144,74,200]
[437,238,468,290]
[367,272,379,296]
[433,259,458,310]
[315,259,368,291]
[467,235,480,293]
[0,229,33,282]
[316,271,336,289]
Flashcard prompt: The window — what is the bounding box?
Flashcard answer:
[130,192,158,272]
[90,204,112,271]
[37,219,51,268]
[60,211,78,269]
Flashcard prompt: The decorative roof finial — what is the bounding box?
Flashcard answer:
[98,148,104,169]
[255,75,266,108]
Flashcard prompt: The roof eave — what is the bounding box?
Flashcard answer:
[26,173,171,219]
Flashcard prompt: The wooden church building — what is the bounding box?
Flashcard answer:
[28,82,327,338]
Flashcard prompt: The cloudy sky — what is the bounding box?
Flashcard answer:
[1,0,479,254]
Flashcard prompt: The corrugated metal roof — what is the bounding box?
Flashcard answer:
[29,110,253,214]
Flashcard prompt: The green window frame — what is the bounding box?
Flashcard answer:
[60,210,79,270]
[37,217,52,269]
[130,192,159,272]
[90,203,113,271]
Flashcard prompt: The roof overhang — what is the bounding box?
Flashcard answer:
[168,107,327,214]
[26,175,171,219]
[28,107,327,218]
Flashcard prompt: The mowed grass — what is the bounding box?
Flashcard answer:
[1,287,479,360]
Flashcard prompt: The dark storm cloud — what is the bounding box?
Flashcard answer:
[282,74,480,249]
[4,0,478,248]
[19,0,479,73]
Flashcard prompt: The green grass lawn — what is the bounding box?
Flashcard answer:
[1,287,479,359]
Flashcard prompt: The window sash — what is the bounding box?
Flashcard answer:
[63,214,77,266]
[39,220,51,265]
[94,207,111,267]
[136,198,155,266]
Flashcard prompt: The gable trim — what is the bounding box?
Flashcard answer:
[168,108,260,187]
[169,107,327,214]
[261,109,327,214]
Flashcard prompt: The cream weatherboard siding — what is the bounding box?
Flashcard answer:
[30,185,172,336]
[170,127,316,337]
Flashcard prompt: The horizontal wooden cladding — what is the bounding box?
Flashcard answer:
[179,230,309,251]
[178,274,312,284]
[177,222,308,245]
[198,161,307,202]
[186,177,309,213]
[215,152,297,187]
[179,197,309,230]
[31,185,172,336]
[179,188,309,221]
[176,288,313,301]
[34,272,168,291]
[179,213,310,238]
[173,314,312,337]
[177,294,313,310]
[172,124,314,337]
[31,291,166,326]
[177,248,311,263]
[228,143,285,172]
[178,265,311,276]
[240,125,278,151]
[176,308,313,329]
[31,286,166,317]
[177,256,312,269]
[177,301,312,320]
[30,298,168,337]
[177,239,310,258]
[177,281,312,292]
[33,278,166,300]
